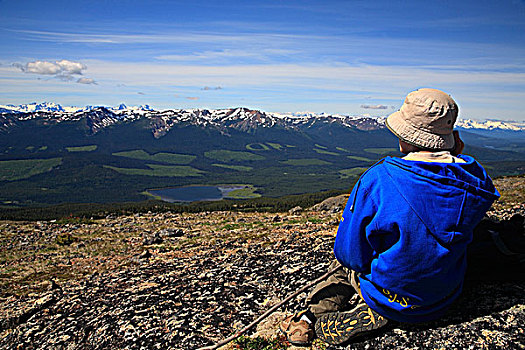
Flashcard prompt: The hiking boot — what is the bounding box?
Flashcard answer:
[314,301,388,345]
[279,311,315,346]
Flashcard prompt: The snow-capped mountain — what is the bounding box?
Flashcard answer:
[0,102,75,113]
[456,118,525,131]
[0,102,155,114]
[0,103,387,137]
[1,103,523,136]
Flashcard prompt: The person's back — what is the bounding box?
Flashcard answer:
[280,88,500,346]
[334,151,499,323]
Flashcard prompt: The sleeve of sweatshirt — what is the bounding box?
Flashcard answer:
[333,178,378,274]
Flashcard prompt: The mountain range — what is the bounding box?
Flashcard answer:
[0,103,524,207]
[1,102,524,133]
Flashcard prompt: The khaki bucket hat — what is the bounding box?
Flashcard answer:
[386,88,458,150]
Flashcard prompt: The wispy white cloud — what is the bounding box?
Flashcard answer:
[78,59,525,118]
[84,60,525,90]
[15,59,86,75]
[9,29,525,72]
[361,104,388,109]
[201,86,222,91]
[155,50,260,61]
[12,59,98,85]
[155,48,299,62]
[77,77,96,84]
[13,61,59,75]
[9,29,308,45]
[55,60,85,75]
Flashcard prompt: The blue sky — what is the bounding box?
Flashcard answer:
[1,0,525,120]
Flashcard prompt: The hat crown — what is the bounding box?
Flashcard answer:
[386,88,458,150]
[401,88,458,135]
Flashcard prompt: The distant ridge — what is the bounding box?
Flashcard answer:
[456,118,525,131]
[0,104,386,136]
[1,102,524,133]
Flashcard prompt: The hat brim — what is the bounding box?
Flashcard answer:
[386,110,455,150]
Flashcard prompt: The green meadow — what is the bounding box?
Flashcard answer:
[339,167,369,179]
[266,142,283,150]
[224,185,261,199]
[66,145,98,152]
[212,164,253,171]
[246,142,284,151]
[113,150,196,164]
[281,158,331,166]
[0,158,62,181]
[364,147,398,155]
[104,164,204,177]
[246,143,270,151]
[314,148,340,156]
[204,150,265,162]
[347,155,373,162]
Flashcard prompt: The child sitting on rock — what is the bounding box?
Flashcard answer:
[280,88,500,346]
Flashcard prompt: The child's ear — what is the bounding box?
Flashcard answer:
[451,130,464,156]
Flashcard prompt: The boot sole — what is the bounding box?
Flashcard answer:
[314,304,388,345]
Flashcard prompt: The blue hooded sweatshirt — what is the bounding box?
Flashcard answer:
[334,154,499,323]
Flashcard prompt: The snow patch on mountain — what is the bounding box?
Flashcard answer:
[457,118,525,131]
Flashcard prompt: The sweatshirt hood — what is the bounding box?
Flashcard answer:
[383,155,499,245]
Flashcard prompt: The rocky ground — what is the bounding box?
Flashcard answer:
[0,176,524,350]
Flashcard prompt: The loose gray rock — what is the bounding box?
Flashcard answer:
[143,233,163,245]
[289,206,303,215]
[311,194,350,213]
[157,228,184,238]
